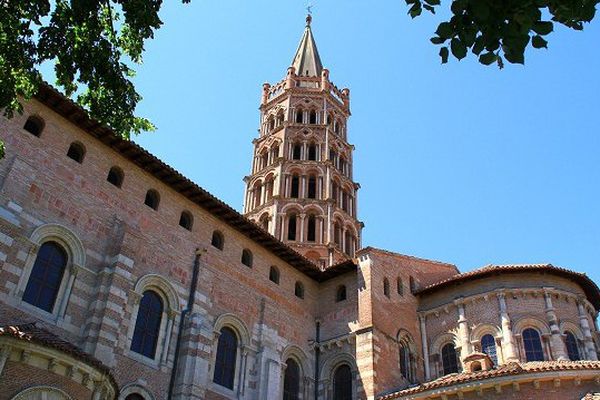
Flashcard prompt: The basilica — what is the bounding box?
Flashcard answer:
[0,15,599,400]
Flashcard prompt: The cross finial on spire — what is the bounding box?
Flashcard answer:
[306,2,313,25]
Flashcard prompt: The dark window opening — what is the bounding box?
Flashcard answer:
[442,343,459,375]
[565,331,581,361]
[241,249,253,267]
[336,285,347,302]
[131,291,163,359]
[213,327,238,389]
[269,266,280,284]
[66,142,86,163]
[295,282,304,299]
[308,176,317,199]
[288,215,297,241]
[307,215,316,242]
[211,231,224,250]
[291,176,300,198]
[144,189,160,210]
[295,109,303,123]
[308,144,317,161]
[24,116,44,137]
[179,211,193,231]
[107,166,124,188]
[481,334,498,365]
[283,358,300,400]
[292,144,302,160]
[383,278,390,298]
[309,110,317,124]
[333,364,352,400]
[125,395,145,400]
[397,278,404,296]
[523,328,545,361]
[22,242,67,313]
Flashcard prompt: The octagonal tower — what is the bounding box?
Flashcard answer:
[243,15,363,268]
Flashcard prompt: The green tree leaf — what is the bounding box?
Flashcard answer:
[439,46,449,63]
[450,38,467,60]
[532,35,548,48]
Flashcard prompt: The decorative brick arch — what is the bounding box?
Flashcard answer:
[11,386,73,400]
[282,344,313,378]
[513,317,550,336]
[133,274,181,313]
[560,320,584,340]
[30,223,86,267]
[213,313,251,346]
[470,323,502,343]
[430,332,458,356]
[119,383,155,400]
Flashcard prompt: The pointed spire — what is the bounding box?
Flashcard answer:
[291,15,323,77]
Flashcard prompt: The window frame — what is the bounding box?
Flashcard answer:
[441,343,460,375]
[522,328,545,362]
[211,231,225,250]
[241,249,253,268]
[14,224,85,323]
[66,141,86,163]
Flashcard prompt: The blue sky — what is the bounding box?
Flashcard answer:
[123,1,600,282]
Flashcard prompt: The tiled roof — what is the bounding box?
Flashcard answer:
[379,360,600,399]
[0,322,118,391]
[415,263,600,308]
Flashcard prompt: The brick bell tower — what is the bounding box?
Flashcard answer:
[243,15,363,268]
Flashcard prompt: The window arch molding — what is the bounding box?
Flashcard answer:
[430,333,458,362]
[119,383,156,400]
[319,353,357,400]
[513,317,550,337]
[126,274,181,365]
[397,329,417,383]
[15,223,86,319]
[210,314,252,394]
[469,324,501,343]
[11,386,73,400]
[281,345,312,400]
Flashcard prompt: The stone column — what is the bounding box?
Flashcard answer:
[578,298,598,360]
[419,315,431,381]
[455,299,472,362]
[497,292,519,362]
[544,289,568,361]
[161,309,177,364]
[299,214,306,242]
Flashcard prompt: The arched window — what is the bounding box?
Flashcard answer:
[334,221,342,246]
[291,175,300,198]
[131,290,163,359]
[24,115,44,136]
[253,182,262,208]
[268,116,275,131]
[307,215,316,242]
[288,214,297,241]
[213,327,238,389]
[125,395,145,400]
[261,152,269,168]
[399,342,413,382]
[327,112,334,126]
[523,328,545,361]
[336,285,347,302]
[397,277,404,296]
[334,119,341,134]
[309,110,317,124]
[307,176,317,199]
[272,144,280,160]
[144,189,160,210]
[107,166,124,188]
[481,334,498,365]
[292,144,302,160]
[66,142,86,163]
[383,278,390,298]
[331,182,339,205]
[295,281,304,299]
[409,277,417,293]
[333,364,352,400]
[259,214,269,231]
[283,358,301,400]
[22,242,68,313]
[442,343,459,375]
[308,144,317,161]
[178,211,193,231]
[211,231,224,250]
[241,249,253,267]
[565,331,581,361]
[276,110,285,126]
[295,108,303,124]
[269,266,280,284]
